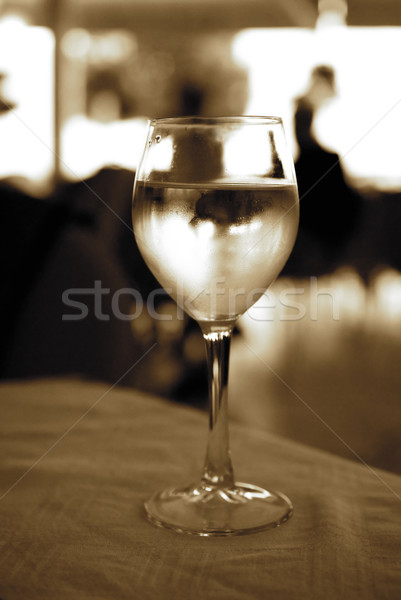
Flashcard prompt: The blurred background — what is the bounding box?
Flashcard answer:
[1,0,401,474]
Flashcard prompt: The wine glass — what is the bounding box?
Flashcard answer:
[132,116,299,536]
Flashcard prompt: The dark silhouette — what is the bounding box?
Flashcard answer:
[284,65,362,277]
[177,82,205,117]
[0,168,207,406]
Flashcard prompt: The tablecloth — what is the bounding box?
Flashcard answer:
[0,377,400,599]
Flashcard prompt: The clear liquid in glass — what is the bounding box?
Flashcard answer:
[133,181,299,324]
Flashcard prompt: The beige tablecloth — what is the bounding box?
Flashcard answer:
[0,378,400,599]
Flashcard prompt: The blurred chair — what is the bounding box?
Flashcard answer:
[0,168,207,404]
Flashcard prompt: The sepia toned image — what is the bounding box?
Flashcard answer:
[0,0,401,597]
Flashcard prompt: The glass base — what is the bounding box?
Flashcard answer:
[144,482,293,536]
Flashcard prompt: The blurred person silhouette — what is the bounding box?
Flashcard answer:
[170,83,224,183]
[285,65,361,276]
[177,82,205,117]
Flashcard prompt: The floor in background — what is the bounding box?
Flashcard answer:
[229,268,401,475]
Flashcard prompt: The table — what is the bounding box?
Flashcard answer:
[0,378,400,599]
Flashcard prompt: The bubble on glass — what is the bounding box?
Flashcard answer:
[155,135,162,143]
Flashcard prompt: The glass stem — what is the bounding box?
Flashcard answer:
[201,326,235,489]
